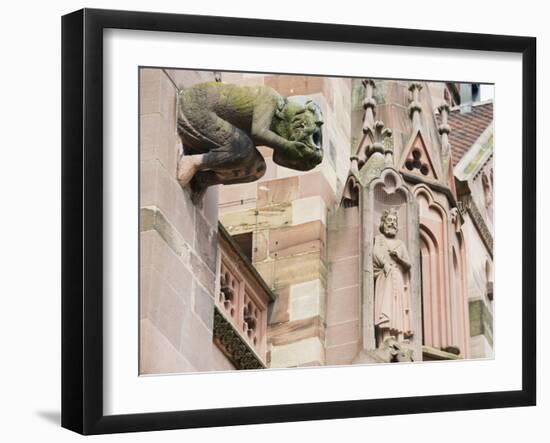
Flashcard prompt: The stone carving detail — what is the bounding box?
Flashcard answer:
[373,208,413,347]
[341,175,360,208]
[450,207,461,232]
[482,172,493,208]
[362,79,377,132]
[354,336,414,364]
[461,195,493,256]
[438,103,451,162]
[349,79,394,176]
[219,272,237,319]
[354,120,394,172]
[213,308,265,370]
[176,82,324,204]
[408,82,423,129]
[404,147,430,176]
[242,294,261,347]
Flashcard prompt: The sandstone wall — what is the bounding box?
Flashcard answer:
[218,73,352,368]
[139,68,233,374]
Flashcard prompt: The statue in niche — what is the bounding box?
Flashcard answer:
[373,208,413,348]
[176,82,324,204]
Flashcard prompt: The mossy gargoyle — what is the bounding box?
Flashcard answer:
[176,82,324,205]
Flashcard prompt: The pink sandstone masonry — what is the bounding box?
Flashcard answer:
[139,68,233,374]
[140,71,494,374]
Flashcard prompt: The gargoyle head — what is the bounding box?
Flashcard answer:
[272,96,324,170]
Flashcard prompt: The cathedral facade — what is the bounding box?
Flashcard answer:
[139,69,494,373]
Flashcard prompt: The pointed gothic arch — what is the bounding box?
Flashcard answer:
[415,185,452,351]
[414,184,469,356]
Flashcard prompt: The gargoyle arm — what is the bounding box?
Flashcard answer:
[250,96,289,152]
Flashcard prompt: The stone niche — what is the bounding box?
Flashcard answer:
[355,168,422,363]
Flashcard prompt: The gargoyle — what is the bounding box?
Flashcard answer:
[176,82,324,204]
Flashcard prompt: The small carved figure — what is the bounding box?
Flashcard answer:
[176,82,324,204]
[373,208,413,347]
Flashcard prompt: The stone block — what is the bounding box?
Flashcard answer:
[269,221,325,258]
[328,225,360,261]
[288,279,324,321]
[258,251,325,290]
[149,229,194,299]
[140,68,177,118]
[221,72,265,86]
[173,186,196,249]
[256,176,299,208]
[146,266,188,351]
[326,285,360,325]
[140,112,160,160]
[268,316,324,346]
[159,70,177,119]
[179,308,216,371]
[139,264,152,320]
[219,203,292,236]
[140,229,154,270]
[200,185,219,228]
[469,298,493,346]
[194,283,215,331]
[252,230,269,262]
[140,207,187,259]
[264,75,324,97]
[253,259,276,289]
[219,182,257,208]
[268,286,290,324]
[326,320,360,347]
[139,68,162,115]
[298,361,322,367]
[195,210,218,272]
[275,163,312,180]
[329,256,359,290]
[163,68,215,89]
[189,250,217,295]
[299,171,337,208]
[139,159,158,208]
[140,159,195,247]
[140,318,195,375]
[292,196,327,226]
[328,205,360,229]
[468,334,494,359]
[272,239,324,261]
[210,345,237,371]
[325,341,360,366]
[270,337,325,368]
[178,307,234,372]
[140,109,178,175]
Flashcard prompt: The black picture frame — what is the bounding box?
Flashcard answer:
[61,8,537,435]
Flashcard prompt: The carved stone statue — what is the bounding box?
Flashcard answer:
[373,208,413,347]
[176,82,324,204]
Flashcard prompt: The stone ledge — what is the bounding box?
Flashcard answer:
[422,345,462,361]
[141,206,185,256]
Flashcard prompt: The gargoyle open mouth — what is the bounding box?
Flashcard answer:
[293,123,323,154]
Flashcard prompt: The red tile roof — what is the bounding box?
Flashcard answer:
[440,101,493,166]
